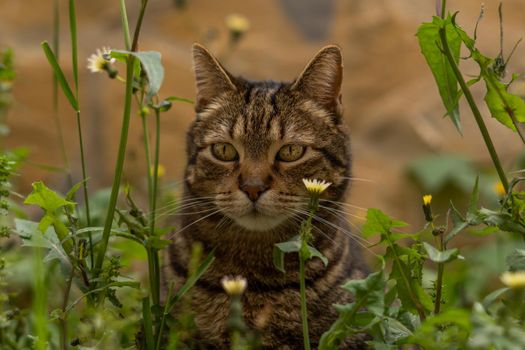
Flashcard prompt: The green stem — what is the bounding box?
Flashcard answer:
[385,235,427,321]
[155,282,174,350]
[433,233,445,315]
[439,28,510,193]
[76,111,93,264]
[60,268,75,350]
[299,245,311,350]
[94,54,135,274]
[142,297,155,350]
[94,0,150,275]
[119,0,132,51]
[149,110,161,305]
[68,0,93,262]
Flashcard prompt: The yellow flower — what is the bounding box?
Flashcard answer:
[494,182,506,196]
[423,194,432,205]
[225,14,250,34]
[500,271,525,289]
[221,276,247,296]
[302,178,331,195]
[150,164,166,178]
[87,47,115,73]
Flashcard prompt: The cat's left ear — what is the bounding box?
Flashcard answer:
[291,45,343,115]
[192,43,238,112]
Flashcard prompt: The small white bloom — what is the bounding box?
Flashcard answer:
[501,271,525,289]
[302,178,331,195]
[221,275,247,295]
[87,47,115,73]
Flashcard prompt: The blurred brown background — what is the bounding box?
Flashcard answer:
[0,0,524,227]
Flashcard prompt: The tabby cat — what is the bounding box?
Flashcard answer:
[164,44,368,349]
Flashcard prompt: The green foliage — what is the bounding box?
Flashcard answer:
[416,15,462,133]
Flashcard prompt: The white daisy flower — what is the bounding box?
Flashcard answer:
[87,47,115,73]
[302,178,331,195]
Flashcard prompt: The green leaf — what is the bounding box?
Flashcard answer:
[408,308,471,348]
[306,245,328,267]
[273,236,301,273]
[445,201,468,243]
[165,96,194,104]
[112,50,164,99]
[319,271,386,349]
[506,249,525,271]
[408,154,477,193]
[341,271,386,316]
[416,16,462,133]
[482,287,508,309]
[41,41,78,111]
[422,242,459,263]
[24,181,75,213]
[167,249,215,311]
[362,209,408,238]
[13,219,69,264]
[484,77,525,131]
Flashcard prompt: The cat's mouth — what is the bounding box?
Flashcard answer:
[232,206,287,231]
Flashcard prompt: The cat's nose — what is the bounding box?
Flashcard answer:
[240,178,270,202]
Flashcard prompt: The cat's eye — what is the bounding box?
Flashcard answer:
[277,144,305,162]
[211,143,238,162]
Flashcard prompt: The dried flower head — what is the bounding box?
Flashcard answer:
[501,271,525,289]
[221,276,247,296]
[87,47,115,73]
[302,178,331,195]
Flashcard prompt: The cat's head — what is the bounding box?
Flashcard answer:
[185,44,350,232]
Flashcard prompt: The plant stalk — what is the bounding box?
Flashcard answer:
[94,0,150,275]
[299,245,311,350]
[439,28,510,193]
[433,234,445,315]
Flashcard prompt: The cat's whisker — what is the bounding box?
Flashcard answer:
[155,202,216,220]
[147,196,216,215]
[318,204,366,221]
[339,176,375,183]
[319,199,368,212]
[167,209,223,239]
[147,198,216,217]
[157,207,218,219]
[288,207,369,245]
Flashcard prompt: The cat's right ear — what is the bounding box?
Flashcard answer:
[192,43,237,111]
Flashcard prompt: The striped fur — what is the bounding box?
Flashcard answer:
[164,44,369,349]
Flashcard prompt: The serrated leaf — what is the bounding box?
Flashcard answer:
[319,271,386,349]
[484,77,525,131]
[423,242,459,263]
[341,270,386,316]
[24,181,75,213]
[416,16,462,133]
[362,209,408,238]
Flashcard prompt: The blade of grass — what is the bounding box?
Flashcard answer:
[119,0,132,50]
[68,0,93,265]
[41,41,78,111]
[167,249,215,311]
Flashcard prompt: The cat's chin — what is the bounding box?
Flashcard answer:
[233,213,286,232]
